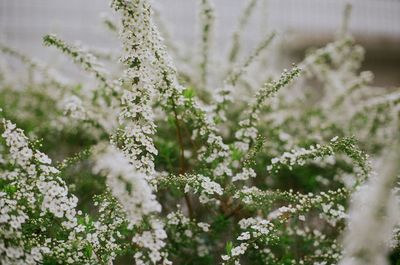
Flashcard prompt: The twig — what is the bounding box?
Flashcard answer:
[172,104,194,219]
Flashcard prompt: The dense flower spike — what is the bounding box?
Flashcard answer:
[110,0,159,177]
[266,136,369,179]
[339,148,400,265]
[93,144,161,227]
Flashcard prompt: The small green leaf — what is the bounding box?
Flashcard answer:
[230,146,243,161]
[183,87,195,99]
[5,184,17,195]
[83,245,93,258]
[225,241,233,255]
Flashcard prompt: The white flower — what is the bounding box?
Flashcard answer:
[62,95,86,120]
[184,229,193,238]
[197,222,210,232]
[221,255,229,261]
[199,175,223,196]
[237,232,250,241]
[231,243,248,257]
[232,168,256,182]
[34,151,52,164]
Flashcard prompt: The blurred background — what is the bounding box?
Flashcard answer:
[1,0,399,86]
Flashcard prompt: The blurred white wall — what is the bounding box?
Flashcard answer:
[0,0,115,57]
[1,0,399,53]
[0,0,399,84]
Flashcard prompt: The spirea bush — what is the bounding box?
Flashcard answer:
[0,0,399,264]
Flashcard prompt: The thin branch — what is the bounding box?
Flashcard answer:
[172,104,194,219]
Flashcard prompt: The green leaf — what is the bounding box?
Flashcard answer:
[4,184,17,195]
[183,87,195,99]
[225,241,233,255]
[83,244,93,258]
[230,145,243,161]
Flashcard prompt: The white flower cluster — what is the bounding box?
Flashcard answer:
[87,195,126,264]
[238,217,275,236]
[199,175,223,196]
[266,189,348,225]
[194,117,232,178]
[320,202,347,226]
[266,136,344,173]
[339,151,400,265]
[166,209,190,226]
[222,217,276,264]
[301,37,362,80]
[232,167,257,182]
[233,185,263,204]
[266,136,369,182]
[165,209,211,257]
[197,222,210,232]
[111,0,159,177]
[0,119,91,264]
[2,120,79,228]
[93,144,161,227]
[184,174,223,204]
[2,120,33,167]
[62,95,87,120]
[222,243,248,262]
[234,66,301,152]
[132,218,171,265]
[93,144,168,264]
[38,180,79,228]
[234,120,258,152]
[267,144,328,171]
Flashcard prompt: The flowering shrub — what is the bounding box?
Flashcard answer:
[1,0,399,264]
